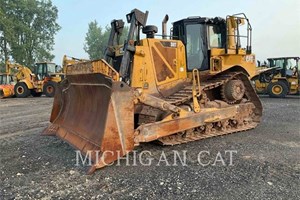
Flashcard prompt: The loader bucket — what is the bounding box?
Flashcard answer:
[0,85,14,98]
[43,73,135,173]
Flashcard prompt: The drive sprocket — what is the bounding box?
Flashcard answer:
[221,79,245,104]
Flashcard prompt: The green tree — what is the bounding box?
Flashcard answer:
[84,20,128,60]
[83,20,104,60]
[0,0,60,68]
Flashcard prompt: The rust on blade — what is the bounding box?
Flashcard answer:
[43,72,135,170]
[65,59,120,81]
[42,124,59,136]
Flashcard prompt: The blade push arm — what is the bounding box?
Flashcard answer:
[119,9,148,81]
[104,19,125,63]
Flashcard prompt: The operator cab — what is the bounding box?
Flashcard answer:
[172,17,227,71]
[268,57,299,77]
[34,62,57,80]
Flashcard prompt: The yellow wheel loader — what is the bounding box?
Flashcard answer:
[12,62,55,98]
[254,57,300,97]
[12,59,84,98]
[35,62,61,97]
[1,61,38,98]
[43,9,262,173]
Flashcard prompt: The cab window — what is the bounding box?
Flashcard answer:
[286,58,297,69]
[47,63,56,73]
[36,64,44,74]
[273,60,284,68]
[208,25,222,48]
[186,24,207,71]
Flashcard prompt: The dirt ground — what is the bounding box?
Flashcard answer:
[0,96,299,199]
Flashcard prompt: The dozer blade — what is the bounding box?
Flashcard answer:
[43,73,135,173]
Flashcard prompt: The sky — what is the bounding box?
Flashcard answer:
[51,0,300,65]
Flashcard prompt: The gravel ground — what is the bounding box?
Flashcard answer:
[0,96,299,199]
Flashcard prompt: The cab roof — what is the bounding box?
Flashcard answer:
[267,57,299,60]
[173,16,225,25]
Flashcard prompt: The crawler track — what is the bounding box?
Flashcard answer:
[158,71,262,145]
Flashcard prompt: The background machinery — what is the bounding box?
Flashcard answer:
[43,9,262,173]
[1,61,38,98]
[62,55,88,73]
[13,61,58,97]
[12,57,85,98]
[41,55,87,97]
[35,62,62,97]
[254,57,299,97]
[0,61,16,98]
[0,73,14,98]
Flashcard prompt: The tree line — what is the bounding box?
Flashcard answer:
[0,0,127,73]
[84,20,128,60]
[0,0,60,70]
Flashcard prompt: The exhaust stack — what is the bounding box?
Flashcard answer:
[162,14,169,39]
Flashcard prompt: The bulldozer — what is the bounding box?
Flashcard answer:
[253,57,299,97]
[62,55,89,73]
[43,9,262,173]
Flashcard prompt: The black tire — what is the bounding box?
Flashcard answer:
[31,90,43,97]
[43,81,57,97]
[14,82,30,98]
[267,81,288,98]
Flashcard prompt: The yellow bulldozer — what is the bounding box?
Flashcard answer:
[43,9,262,173]
[254,57,299,97]
[62,55,88,73]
